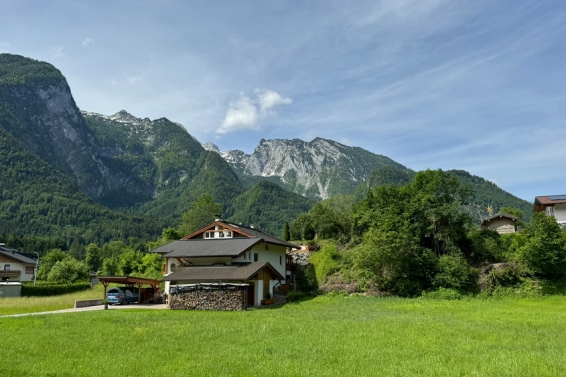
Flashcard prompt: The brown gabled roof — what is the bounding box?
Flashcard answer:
[180,220,299,249]
[534,195,566,212]
[183,221,253,240]
[534,195,566,206]
[162,261,284,282]
[481,214,518,226]
[153,238,262,258]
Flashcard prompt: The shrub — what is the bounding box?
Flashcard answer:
[21,282,91,297]
[433,254,478,293]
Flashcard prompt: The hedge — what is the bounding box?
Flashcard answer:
[21,282,91,297]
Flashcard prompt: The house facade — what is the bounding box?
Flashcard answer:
[534,195,566,226]
[0,245,38,282]
[150,220,298,307]
[481,214,518,234]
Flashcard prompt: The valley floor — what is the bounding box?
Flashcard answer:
[2,294,566,376]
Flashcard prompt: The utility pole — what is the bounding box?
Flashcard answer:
[33,252,39,286]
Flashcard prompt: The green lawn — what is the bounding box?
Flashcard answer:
[0,285,104,315]
[1,295,566,376]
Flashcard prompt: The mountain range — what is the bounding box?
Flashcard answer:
[0,54,532,243]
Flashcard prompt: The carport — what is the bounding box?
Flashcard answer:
[98,276,162,304]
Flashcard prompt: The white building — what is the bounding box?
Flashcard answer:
[0,245,38,282]
[534,195,566,226]
[150,220,298,307]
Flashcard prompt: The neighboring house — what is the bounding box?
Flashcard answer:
[534,195,566,226]
[481,214,518,234]
[150,219,298,307]
[0,244,38,282]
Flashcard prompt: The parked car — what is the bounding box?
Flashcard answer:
[105,287,143,305]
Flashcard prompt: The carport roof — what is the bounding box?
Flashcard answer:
[97,276,162,286]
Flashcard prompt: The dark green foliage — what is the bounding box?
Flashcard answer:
[283,222,290,241]
[433,254,478,293]
[515,212,566,278]
[485,265,521,290]
[229,181,315,237]
[448,170,532,223]
[0,54,64,86]
[466,228,508,263]
[21,282,91,297]
[178,194,223,236]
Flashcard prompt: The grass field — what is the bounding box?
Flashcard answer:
[2,294,566,376]
[0,285,104,316]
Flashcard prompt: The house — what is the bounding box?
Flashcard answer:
[481,214,518,234]
[150,219,298,307]
[534,195,566,226]
[0,244,38,282]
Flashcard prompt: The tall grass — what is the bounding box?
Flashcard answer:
[1,295,566,376]
[0,285,104,315]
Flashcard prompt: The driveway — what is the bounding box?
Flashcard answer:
[0,303,167,318]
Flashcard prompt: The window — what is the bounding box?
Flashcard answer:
[254,253,258,262]
[26,266,34,274]
[279,256,283,265]
[4,264,10,271]
[205,231,214,239]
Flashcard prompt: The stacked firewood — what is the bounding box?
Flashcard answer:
[169,289,246,311]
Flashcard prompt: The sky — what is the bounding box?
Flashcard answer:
[1,0,565,202]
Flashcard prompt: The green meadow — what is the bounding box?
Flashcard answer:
[2,294,566,376]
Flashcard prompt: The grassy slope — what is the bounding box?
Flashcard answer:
[1,295,566,376]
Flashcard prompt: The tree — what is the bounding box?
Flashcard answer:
[499,206,525,226]
[47,258,88,283]
[178,194,223,236]
[349,169,475,296]
[516,212,566,277]
[283,221,290,241]
[37,249,69,280]
[85,243,101,273]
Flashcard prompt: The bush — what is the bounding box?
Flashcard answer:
[433,254,478,293]
[21,282,91,297]
[485,264,521,290]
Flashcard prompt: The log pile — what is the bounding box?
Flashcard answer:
[170,286,247,311]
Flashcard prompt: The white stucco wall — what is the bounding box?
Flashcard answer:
[0,258,35,282]
[553,203,566,223]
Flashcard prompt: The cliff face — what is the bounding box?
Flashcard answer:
[206,137,410,199]
[0,54,154,201]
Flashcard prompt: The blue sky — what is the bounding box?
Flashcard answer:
[1,0,565,202]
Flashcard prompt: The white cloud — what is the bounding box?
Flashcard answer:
[256,89,292,114]
[82,37,94,47]
[218,89,292,134]
[219,94,259,134]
